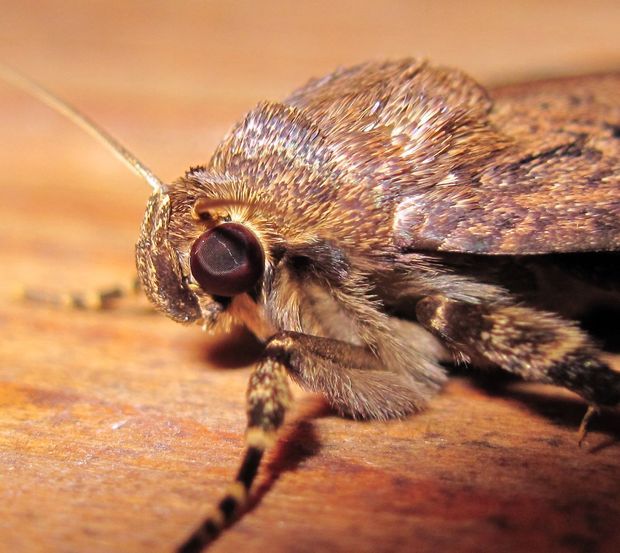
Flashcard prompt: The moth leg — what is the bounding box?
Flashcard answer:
[416,296,620,414]
[178,329,441,552]
[266,331,444,419]
[577,405,600,447]
[178,349,292,553]
[18,276,141,310]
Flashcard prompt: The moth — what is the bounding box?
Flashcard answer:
[3,59,619,553]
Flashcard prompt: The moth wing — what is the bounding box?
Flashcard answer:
[394,74,620,254]
[287,62,619,255]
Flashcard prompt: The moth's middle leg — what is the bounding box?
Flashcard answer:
[267,331,444,419]
[416,295,620,431]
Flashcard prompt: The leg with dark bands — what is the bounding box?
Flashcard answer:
[416,296,620,409]
[177,354,290,553]
[178,328,446,552]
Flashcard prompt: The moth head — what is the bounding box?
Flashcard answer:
[136,177,272,331]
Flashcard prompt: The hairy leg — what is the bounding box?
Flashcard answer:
[416,296,620,434]
[178,329,445,552]
[269,331,444,419]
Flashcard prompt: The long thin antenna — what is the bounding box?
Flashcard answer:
[0,63,164,191]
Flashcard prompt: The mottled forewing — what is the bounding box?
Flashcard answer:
[394,74,620,254]
[287,62,620,255]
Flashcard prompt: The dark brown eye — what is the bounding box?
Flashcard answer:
[190,223,264,297]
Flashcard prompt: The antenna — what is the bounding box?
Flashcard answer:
[0,63,164,192]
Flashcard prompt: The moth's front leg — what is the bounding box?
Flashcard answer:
[179,330,436,552]
[416,296,620,433]
[179,349,292,553]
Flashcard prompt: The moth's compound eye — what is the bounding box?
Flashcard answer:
[190,223,264,297]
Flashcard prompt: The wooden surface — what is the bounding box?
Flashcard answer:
[1,2,619,552]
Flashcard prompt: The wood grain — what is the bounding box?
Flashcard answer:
[0,2,619,552]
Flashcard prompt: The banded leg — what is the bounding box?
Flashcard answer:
[416,296,620,434]
[178,352,291,553]
[18,276,141,310]
[178,330,445,552]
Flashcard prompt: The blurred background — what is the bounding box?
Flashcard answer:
[0,2,618,553]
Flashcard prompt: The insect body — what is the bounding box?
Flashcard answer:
[3,59,619,552]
